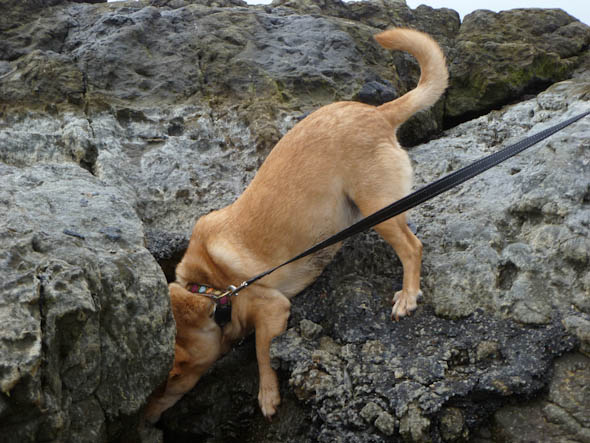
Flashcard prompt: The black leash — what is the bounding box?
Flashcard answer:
[226,110,589,296]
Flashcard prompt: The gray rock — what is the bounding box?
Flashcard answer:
[439,407,467,441]
[412,76,590,330]
[375,410,396,436]
[355,79,398,106]
[0,50,85,107]
[144,229,190,281]
[0,163,174,442]
[268,303,575,442]
[360,401,384,423]
[482,353,590,443]
[299,319,323,340]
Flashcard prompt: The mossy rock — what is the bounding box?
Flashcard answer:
[445,8,590,125]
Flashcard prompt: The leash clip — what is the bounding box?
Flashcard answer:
[221,284,237,298]
[226,281,248,296]
[215,283,250,327]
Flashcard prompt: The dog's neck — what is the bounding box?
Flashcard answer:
[186,283,234,328]
[176,236,231,290]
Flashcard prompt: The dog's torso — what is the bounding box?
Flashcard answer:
[178,102,410,298]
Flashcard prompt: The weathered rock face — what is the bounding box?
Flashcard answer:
[482,352,590,443]
[445,8,590,125]
[414,79,590,327]
[1,0,589,442]
[0,163,174,442]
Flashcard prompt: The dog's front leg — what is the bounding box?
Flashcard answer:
[249,287,291,420]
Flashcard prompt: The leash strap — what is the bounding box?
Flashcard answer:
[230,110,589,294]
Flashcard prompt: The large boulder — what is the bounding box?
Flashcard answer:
[2,0,586,147]
[0,163,174,442]
[445,8,590,125]
[415,78,590,326]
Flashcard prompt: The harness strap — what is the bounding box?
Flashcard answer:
[226,110,588,295]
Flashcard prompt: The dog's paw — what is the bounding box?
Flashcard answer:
[258,385,281,420]
[391,290,422,321]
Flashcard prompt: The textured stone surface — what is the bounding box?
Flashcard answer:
[0,163,174,442]
[445,8,590,124]
[474,352,590,443]
[413,77,590,330]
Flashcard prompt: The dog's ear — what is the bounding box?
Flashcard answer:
[168,283,215,325]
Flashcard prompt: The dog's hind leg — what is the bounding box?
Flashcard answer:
[373,214,423,320]
[348,144,423,320]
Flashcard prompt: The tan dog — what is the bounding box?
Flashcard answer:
[145,28,448,423]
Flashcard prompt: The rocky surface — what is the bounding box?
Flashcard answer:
[476,352,590,443]
[413,79,590,326]
[445,8,589,125]
[1,0,589,442]
[0,163,174,442]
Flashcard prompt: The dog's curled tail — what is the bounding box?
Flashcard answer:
[374,28,448,128]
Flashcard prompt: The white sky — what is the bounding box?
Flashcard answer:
[106,0,588,25]
[244,0,590,25]
[404,0,589,24]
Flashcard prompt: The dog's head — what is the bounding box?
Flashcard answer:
[144,283,222,423]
